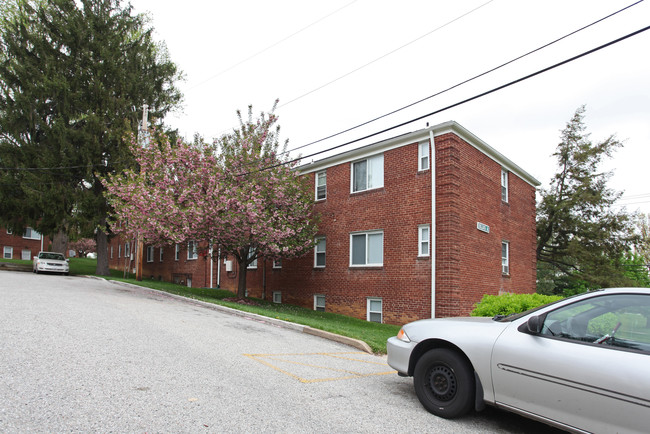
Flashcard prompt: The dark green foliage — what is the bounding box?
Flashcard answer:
[536,106,639,294]
[0,0,182,274]
[471,293,563,317]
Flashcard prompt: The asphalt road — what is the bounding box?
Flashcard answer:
[0,271,564,433]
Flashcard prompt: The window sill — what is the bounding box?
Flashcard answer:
[350,265,383,269]
[350,187,384,196]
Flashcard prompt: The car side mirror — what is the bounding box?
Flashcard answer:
[526,315,543,334]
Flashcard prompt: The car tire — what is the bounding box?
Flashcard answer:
[413,348,475,419]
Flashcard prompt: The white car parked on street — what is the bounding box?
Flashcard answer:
[387,288,650,434]
[33,251,69,275]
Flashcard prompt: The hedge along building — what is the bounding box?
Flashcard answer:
[107,121,540,324]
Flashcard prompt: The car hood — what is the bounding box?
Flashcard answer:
[402,316,511,345]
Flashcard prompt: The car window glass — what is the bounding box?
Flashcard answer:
[541,294,650,353]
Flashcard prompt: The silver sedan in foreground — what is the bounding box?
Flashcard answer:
[387,288,650,434]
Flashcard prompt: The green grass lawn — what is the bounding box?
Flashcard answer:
[58,257,400,353]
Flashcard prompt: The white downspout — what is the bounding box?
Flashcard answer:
[216,247,222,288]
[209,242,213,288]
[429,129,436,319]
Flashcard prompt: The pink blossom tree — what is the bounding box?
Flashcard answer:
[69,238,97,257]
[214,103,318,297]
[103,104,318,298]
[103,129,223,249]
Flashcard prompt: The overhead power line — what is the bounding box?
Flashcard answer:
[186,0,359,92]
[261,25,649,173]
[277,0,496,109]
[0,164,100,171]
[207,0,497,141]
[282,0,645,156]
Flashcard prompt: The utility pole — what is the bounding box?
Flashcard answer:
[135,104,148,281]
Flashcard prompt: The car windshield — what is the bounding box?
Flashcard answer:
[39,253,65,261]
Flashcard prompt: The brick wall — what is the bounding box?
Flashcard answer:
[0,228,51,260]
[107,126,538,325]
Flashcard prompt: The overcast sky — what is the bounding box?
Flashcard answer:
[128,0,650,214]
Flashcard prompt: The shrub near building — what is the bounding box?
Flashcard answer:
[471,293,564,317]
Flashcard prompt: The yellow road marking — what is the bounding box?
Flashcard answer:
[244,352,396,384]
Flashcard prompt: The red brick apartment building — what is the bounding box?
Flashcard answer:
[108,121,540,324]
[1,227,51,260]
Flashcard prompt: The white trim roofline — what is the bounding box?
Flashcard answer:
[297,121,541,187]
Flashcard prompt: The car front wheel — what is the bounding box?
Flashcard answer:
[413,348,475,418]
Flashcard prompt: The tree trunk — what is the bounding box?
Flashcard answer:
[52,230,68,255]
[95,216,110,276]
[237,256,247,298]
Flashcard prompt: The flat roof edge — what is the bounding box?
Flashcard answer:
[297,121,541,187]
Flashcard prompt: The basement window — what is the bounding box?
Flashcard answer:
[314,295,326,312]
[367,298,383,323]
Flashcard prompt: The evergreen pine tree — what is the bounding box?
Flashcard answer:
[0,0,182,274]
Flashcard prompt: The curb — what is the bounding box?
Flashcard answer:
[96,277,373,354]
[0,263,32,272]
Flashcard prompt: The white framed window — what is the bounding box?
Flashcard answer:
[118,244,121,258]
[174,244,180,261]
[21,249,31,260]
[502,241,510,275]
[146,245,154,262]
[125,242,131,258]
[315,171,326,200]
[314,295,326,312]
[3,246,13,259]
[352,154,384,193]
[159,248,164,262]
[314,237,326,268]
[187,241,198,260]
[350,230,383,267]
[501,169,509,203]
[247,247,257,269]
[418,141,429,171]
[418,225,430,257]
[273,259,282,269]
[23,227,41,240]
[367,298,383,323]
[273,291,282,304]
